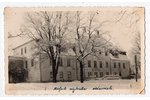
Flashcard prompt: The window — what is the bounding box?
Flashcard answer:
[88,72,92,77]
[118,63,121,68]
[105,52,108,56]
[99,61,102,68]
[59,58,63,66]
[94,72,98,77]
[59,72,63,79]
[67,71,71,79]
[21,48,23,55]
[106,62,108,68]
[25,61,28,69]
[88,60,91,67]
[24,47,27,54]
[99,50,101,54]
[114,62,116,68]
[100,72,103,77]
[31,59,34,67]
[67,59,71,67]
[50,72,53,79]
[94,61,97,68]
[123,63,126,69]
[106,72,109,75]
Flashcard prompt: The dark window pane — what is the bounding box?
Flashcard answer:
[106,62,108,68]
[94,61,97,68]
[118,63,121,68]
[94,72,98,77]
[99,61,102,68]
[25,61,28,69]
[67,59,71,67]
[114,62,116,68]
[106,72,109,75]
[100,72,103,77]
[67,71,71,79]
[59,58,63,66]
[105,52,108,56]
[59,72,63,78]
[123,63,126,69]
[24,47,27,54]
[31,59,34,67]
[88,60,91,67]
[21,48,23,55]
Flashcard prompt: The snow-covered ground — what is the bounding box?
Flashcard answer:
[6,79,143,95]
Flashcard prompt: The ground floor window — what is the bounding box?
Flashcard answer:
[123,63,126,69]
[94,72,98,77]
[106,72,109,75]
[99,72,103,77]
[67,71,72,80]
[59,72,63,79]
[88,72,92,77]
[114,72,117,75]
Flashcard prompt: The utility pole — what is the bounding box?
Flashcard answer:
[134,55,138,82]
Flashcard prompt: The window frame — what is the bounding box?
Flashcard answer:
[94,61,97,68]
[88,60,91,68]
[67,58,71,67]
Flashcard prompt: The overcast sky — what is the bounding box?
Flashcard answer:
[5,7,144,57]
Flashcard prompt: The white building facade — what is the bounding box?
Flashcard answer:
[10,40,131,82]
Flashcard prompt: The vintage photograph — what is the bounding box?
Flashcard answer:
[4,7,145,95]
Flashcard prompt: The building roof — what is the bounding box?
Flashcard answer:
[110,53,129,61]
[12,39,34,50]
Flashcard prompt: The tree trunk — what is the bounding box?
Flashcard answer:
[52,60,57,83]
[79,61,84,83]
[135,55,138,82]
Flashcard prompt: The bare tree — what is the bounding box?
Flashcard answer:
[132,32,141,71]
[132,32,141,56]
[72,11,111,83]
[22,11,71,82]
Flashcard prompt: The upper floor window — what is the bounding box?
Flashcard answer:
[118,63,121,68]
[106,62,108,68]
[31,59,34,67]
[59,58,63,66]
[24,47,27,54]
[67,58,71,67]
[99,61,102,68]
[99,50,101,54]
[25,60,28,69]
[21,48,23,55]
[123,63,126,69]
[114,62,116,68]
[88,60,91,67]
[94,61,97,68]
[105,52,108,56]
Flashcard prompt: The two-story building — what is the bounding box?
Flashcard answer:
[9,40,131,82]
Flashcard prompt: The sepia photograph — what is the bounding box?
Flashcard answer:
[4,7,145,95]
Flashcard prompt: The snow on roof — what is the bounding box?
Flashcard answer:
[110,53,128,61]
